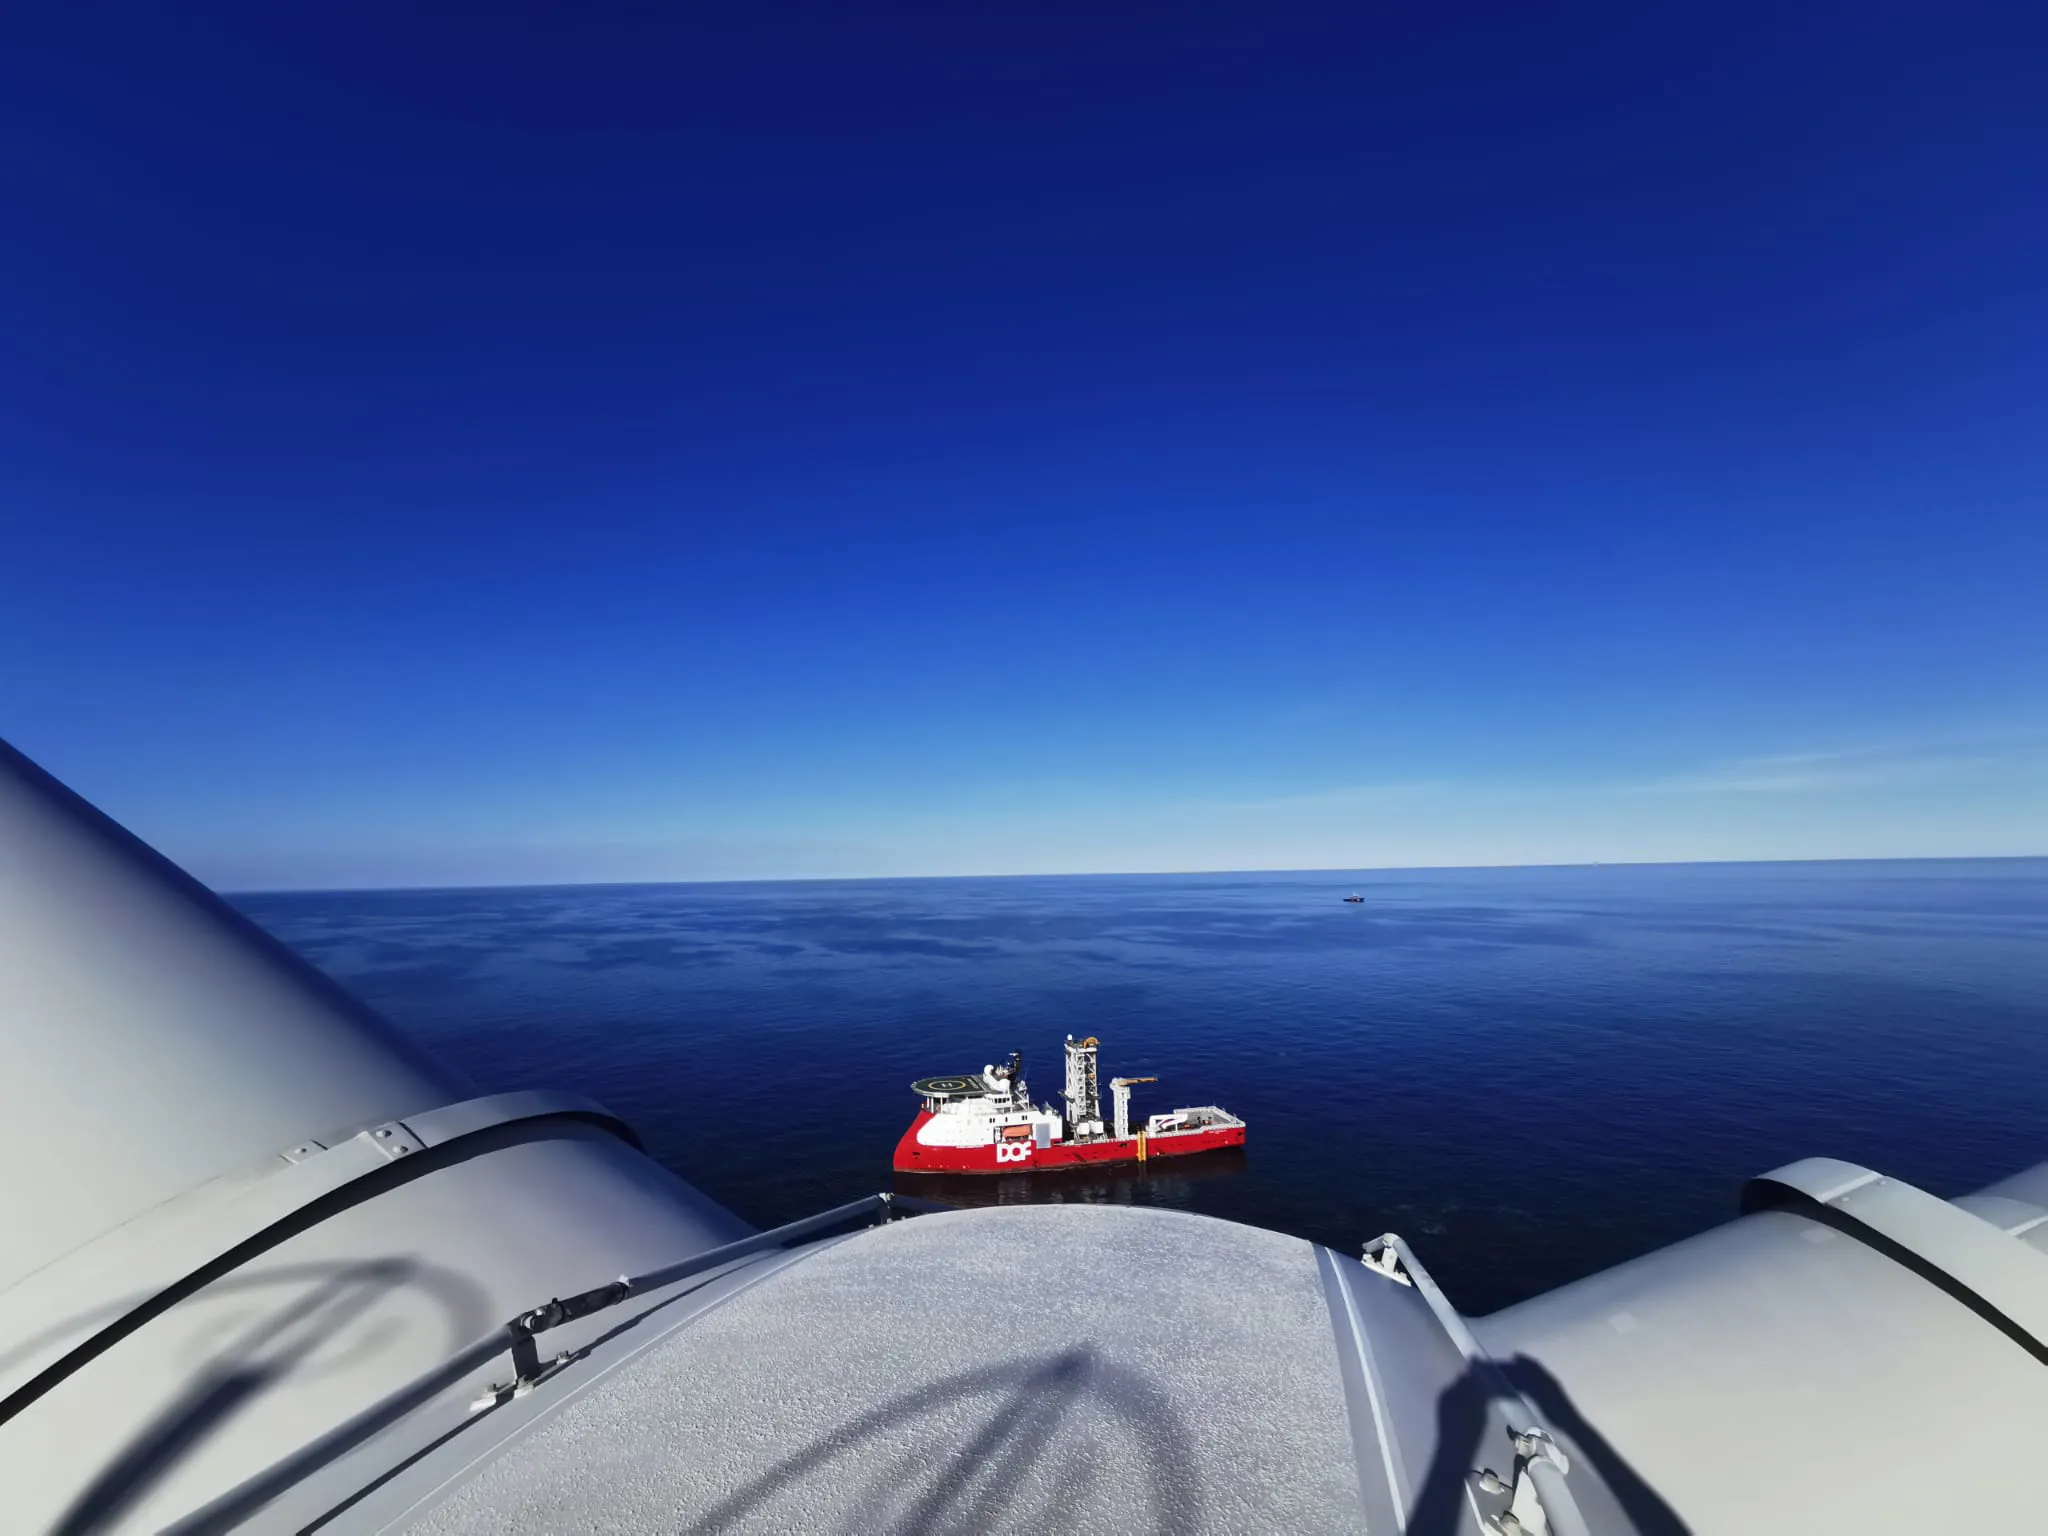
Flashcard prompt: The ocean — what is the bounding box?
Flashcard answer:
[235,858,2048,1317]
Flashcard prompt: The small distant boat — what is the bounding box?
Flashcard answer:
[1342,892,1364,903]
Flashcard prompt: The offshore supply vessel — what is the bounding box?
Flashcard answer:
[893,1035,1245,1173]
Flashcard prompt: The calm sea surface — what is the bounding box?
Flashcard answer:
[236,859,2048,1315]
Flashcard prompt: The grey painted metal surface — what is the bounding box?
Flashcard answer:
[1316,1247,1426,1533]
[0,1090,632,1408]
[0,738,751,1532]
[0,1117,752,1533]
[1479,1200,2048,1533]
[1950,1192,2048,1239]
[0,738,466,1295]
[1749,1155,2048,1355]
[167,1197,918,1533]
[338,1236,857,1533]
[1961,1160,2048,1255]
[1361,1235,1592,1536]
[406,1204,1373,1534]
[374,1170,2048,1535]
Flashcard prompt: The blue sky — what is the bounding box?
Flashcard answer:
[3,4,2043,888]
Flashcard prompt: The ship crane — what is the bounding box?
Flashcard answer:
[1109,1075,1156,1142]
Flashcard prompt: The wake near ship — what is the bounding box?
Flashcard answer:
[893,1034,1245,1173]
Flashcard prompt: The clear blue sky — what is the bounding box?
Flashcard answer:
[3,4,2043,888]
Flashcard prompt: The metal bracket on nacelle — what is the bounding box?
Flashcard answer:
[1360,1233,1591,1536]
[166,1192,933,1534]
[0,1090,637,1425]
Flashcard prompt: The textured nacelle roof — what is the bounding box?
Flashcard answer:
[413,1204,1377,1534]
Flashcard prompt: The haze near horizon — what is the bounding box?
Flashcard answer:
[3,5,2043,889]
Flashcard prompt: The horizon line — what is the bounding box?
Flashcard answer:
[222,849,2048,900]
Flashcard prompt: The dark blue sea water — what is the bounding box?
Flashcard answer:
[235,859,2048,1316]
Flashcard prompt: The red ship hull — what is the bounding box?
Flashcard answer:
[892,1110,1246,1174]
